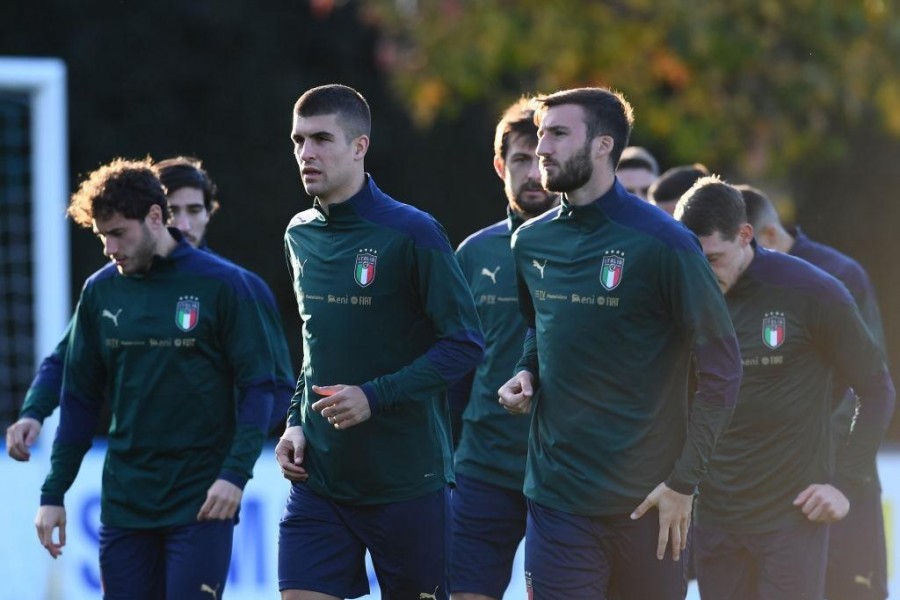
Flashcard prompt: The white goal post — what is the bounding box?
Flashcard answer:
[0,57,69,363]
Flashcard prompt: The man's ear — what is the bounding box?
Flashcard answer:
[354,135,370,161]
[493,155,506,181]
[740,222,755,245]
[146,204,165,228]
[594,135,614,161]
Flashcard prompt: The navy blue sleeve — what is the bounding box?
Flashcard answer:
[20,318,72,422]
[363,218,484,412]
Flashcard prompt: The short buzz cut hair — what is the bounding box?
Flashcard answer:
[294,84,371,141]
[675,175,747,241]
[494,96,539,163]
[68,157,167,228]
[649,163,710,205]
[534,87,634,166]
[155,156,220,216]
[736,184,780,232]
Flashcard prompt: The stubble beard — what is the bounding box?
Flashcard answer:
[541,142,593,193]
[126,223,159,274]
[512,181,556,217]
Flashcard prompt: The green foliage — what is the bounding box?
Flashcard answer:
[369,0,900,177]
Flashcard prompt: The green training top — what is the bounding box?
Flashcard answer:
[512,181,742,516]
[451,208,531,492]
[21,243,296,435]
[40,232,275,528]
[284,176,484,505]
[696,245,895,534]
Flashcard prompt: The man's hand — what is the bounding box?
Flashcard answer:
[275,425,308,482]
[793,483,850,523]
[197,479,242,521]
[631,482,693,561]
[7,417,42,461]
[311,384,372,430]
[35,505,66,558]
[498,371,534,415]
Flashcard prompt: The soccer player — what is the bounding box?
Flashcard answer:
[33,158,276,599]
[157,156,296,433]
[449,97,558,600]
[741,184,889,600]
[676,177,895,600]
[497,87,742,599]
[648,163,710,216]
[616,145,659,201]
[6,157,294,461]
[276,84,484,600]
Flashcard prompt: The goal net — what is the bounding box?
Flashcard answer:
[0,57,68,431]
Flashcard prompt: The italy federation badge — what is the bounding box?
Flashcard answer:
[762,312,786,349]
[354,249,377,288]
[600,250,625,291]
[175,296,200,332]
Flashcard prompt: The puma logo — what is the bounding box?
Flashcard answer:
[419,585,439,599]
[200,583,220,599]
[101,308,122,327]
[532,259,547,279]
[296,258,308,278]
[854,572,874,589]
[480,266,500,284]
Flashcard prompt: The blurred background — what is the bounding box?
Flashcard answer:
[1,1,899,598]
[2,0,899,432]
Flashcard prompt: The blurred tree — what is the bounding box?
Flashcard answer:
[0,0,503,371]
[367,0,900,178]
[2,0,898,437]
[367,0,900,441]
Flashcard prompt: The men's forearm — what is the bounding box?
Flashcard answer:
[513,328,539,382]
[836,367,895,485]
[667,401,735,494]
[41,439,92,505]
[364,331,484,413]
[448,370,475,447]
[20,353,66,423]
[222,383,273,482]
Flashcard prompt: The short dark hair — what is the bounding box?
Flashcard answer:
[534,87,634,166]
[494,96,539,163]
[736,184,779,231]
[155,156,220,215]
[618,146,659,175]
[675,176,747,241]
[68,157,167,227]
[294,84,371,141]
[649,163,710,204]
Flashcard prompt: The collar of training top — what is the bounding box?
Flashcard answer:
[313,174,378,221]
[558,179,628,230]
[506,204,526,232]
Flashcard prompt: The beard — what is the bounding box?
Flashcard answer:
[512,180,557,217]
[122,223,159,274]
[541,141,593,192]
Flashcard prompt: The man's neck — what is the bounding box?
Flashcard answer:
[739,243,756,279]
[155,228,179,259]
[564,168,615,207]
[317,172,366,215]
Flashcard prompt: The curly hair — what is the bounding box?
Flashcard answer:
[68,157,167,228]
